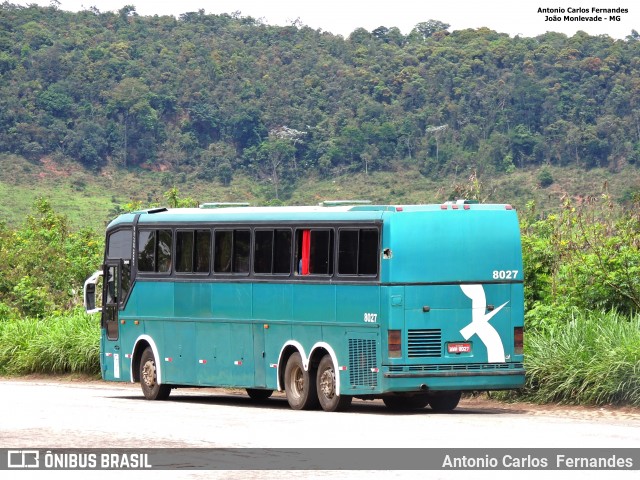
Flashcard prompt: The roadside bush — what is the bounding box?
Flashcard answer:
[0,310,100,375]
[520,310,640,406]
[509,194,640,407]
[0,302,18,321]
[521,194,640,327]
[0,198,103,317]
[537,168,553,187]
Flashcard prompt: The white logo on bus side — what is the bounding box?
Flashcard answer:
[459,284,508,363]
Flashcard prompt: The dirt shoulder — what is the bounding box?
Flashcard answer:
[460,394,640,423]
[3,373,640,423]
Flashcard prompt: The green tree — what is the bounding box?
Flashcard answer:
[408,20,450,42]
[251,139,296,200]
[0,4,639,181]
[0,199,102,318]
[104,77,158,166]
[164,187,198,208]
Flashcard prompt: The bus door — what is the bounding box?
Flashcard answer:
[102,258,129,380]
[252,323,267,387]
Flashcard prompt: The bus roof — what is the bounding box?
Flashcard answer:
[106,203,515,229]
[105,202,522,284]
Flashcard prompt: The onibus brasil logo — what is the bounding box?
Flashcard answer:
[460,285,508,363]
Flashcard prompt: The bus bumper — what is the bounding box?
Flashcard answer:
[380,367,526,392]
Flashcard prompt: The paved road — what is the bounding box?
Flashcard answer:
[1,378,639,479]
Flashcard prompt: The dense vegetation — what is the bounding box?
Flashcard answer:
[512,193,640,406]
[0,198,102,375]
[1,4,639,406]
[0,198,102,318]
[2,196,639,406]
[0,310,99,375]
[1,4,640,201]
[522,310,640,406]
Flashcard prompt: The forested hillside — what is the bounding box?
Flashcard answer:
[1,4,640,404]
[1,3,640,201]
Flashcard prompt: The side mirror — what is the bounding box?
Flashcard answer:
[85,283,96,311]
[84,270,103,314]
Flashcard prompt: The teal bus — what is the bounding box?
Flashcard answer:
[84,201,525,412]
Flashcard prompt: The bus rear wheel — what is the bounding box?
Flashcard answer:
[284,352,318,410]
[140,347,171,400]
[428,391,461,412]
[316,354,352,412]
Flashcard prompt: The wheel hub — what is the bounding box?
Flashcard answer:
[142,360,156,388]
[319,369,335,399]
[292,367,304,396]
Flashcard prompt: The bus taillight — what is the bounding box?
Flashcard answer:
[388,330,402,358]
[514,327,524,355]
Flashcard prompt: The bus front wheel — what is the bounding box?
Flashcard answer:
[140,347,171,400]
[284,352,318,410]
[316,354,352,412]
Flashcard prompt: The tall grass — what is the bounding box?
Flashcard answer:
[0,310,100,375]
[1,308,639,408]
[521,310,640,406]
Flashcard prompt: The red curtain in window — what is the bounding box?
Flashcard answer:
[301,229,310,275]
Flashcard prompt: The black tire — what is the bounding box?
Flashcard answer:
[316,354,352,412]
[139,347,171,400]
[284,352,318,410]
[428,391,462,412]
[246,388,273,401]
[383,395,430,411]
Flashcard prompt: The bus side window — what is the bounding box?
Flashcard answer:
[338,228,379,276]
[254,229,292,275]
[358,229,379,275]
[176,230,194,272]
[107,228,132,305]
[233,230,250,273]
[214,230,232,273]
[300,229,310,275]
[194,230,212,273]
[254,230,273,274]
[253,229,297,275]
[138,229,172,274]
[103,261,131,309]
[310,230,333,274]
[157,230,172,273]
[214,229,250,274]
[138,230,156,272]
[176,229,211,274]
[338,230,358,274]
[273,229,292,274]
[108,229,132,259]
[296,229,333,275]
[105,265,118,305]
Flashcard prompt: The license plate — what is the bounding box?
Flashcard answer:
[448,342,471,354]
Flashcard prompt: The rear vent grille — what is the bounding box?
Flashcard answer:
[385,362,524,376]
[406,363,525,372]
[408,329,442,358]
[348,338,378,387]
